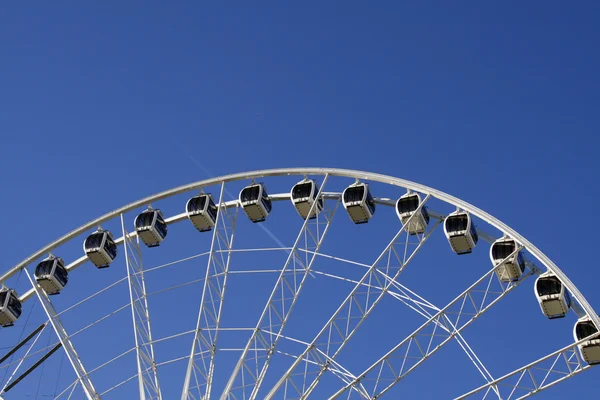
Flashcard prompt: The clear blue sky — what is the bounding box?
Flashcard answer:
[1,2,599,398]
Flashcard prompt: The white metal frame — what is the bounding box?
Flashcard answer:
[457,336,593,399]
[0,168,597,399]
[23,268,100,400]
[220,175,337,399]
[182,182,239,399]
[265,195,435,399]
[328,247,533,399]
[121,214,162,400]
[2,168,591,328]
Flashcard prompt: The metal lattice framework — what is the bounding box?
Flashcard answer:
[183,182,239,399]
[0,168,597,399]
[121,215,162,400]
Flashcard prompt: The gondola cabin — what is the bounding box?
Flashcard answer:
[396,192,429,235]
[239,183,272,223]
[574,316,600,365]
[443,211,478,254]
[84,228,118,268]
[186,194,218,232]
[490,237,525,282]
[291,179,323,220]
[342,182,375,224]
[135,208,168,247]
[0,289,22,327]
[34,255,69,295]
[535,272,571,319]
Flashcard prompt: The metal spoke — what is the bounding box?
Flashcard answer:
[23,268,100,400]
[265,195,435,400]
[220,175,339,400]
[329,246,535,399]
[313,266,499,397]
[456,337,595,399]
[380,272,500,397]
[182,182,239,399]
[121,214,162,400]
[0,169,595,399]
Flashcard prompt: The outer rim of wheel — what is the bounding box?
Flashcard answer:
[2,167,597,331]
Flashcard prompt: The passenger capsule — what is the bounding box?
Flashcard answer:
[84,228,117,268]
[34,254,68,295]
[490,237,525,282]
[535,272,571,319]
[0,289,22,327]
[135,208,168,247]
[187,194,218,232]
[239,183,272,223]
[574,316,600,365]
[443,211,478,254]
[342,182,375,224]
[396,192,429,235]
[291,179,323,220]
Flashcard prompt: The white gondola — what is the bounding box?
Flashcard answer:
[396,192,429,235]
[239,183,272,223]
[290,179,323,220]
[34,254,69,295]
[342,182,376,224]
[186,194,218,232]
[490,237,525,282]
[135,208,168,247]
[574,316,600,365]
[84,228,118,268]
[443,210,478,254]
[535,272,571,319]
[0,288,22,327]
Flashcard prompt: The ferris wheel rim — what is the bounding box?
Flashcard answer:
[1,166,597,333]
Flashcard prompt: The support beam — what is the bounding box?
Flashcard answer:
[121,214,162,400]
[182,182,239,399]
[329,247,532,399]
[220,175,339,400]
[24,268,100,400]
[265,196,435,399]
[456,338,595,399]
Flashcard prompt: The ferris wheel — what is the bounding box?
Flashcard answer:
[0,168,597,399]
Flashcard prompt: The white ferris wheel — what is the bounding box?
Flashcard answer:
[0,168,597,399]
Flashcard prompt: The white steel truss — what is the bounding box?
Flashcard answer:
[265,195,436,399]
[329,247,535,399]
[23,268,100,400]
[121,214,162,400]
[456,337,595,399]
[220,175,340,399]
[383,278,500,396]
[182,182,239,399]
[381,271,500,396]
[310,266,499,397]
[0,169,595,399]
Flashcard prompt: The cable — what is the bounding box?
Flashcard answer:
[0,300,36,387]
[35,327,53,398]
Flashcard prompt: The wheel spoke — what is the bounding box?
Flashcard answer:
[329,246,533,399]
[23,268,100,400]
[121,214,163,400]
[456,337,594,399]
[220,175,339,400]
[182,182,240,400]
[265,195,435,400]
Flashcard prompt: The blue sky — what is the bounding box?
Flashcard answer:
[1,2,599,398]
